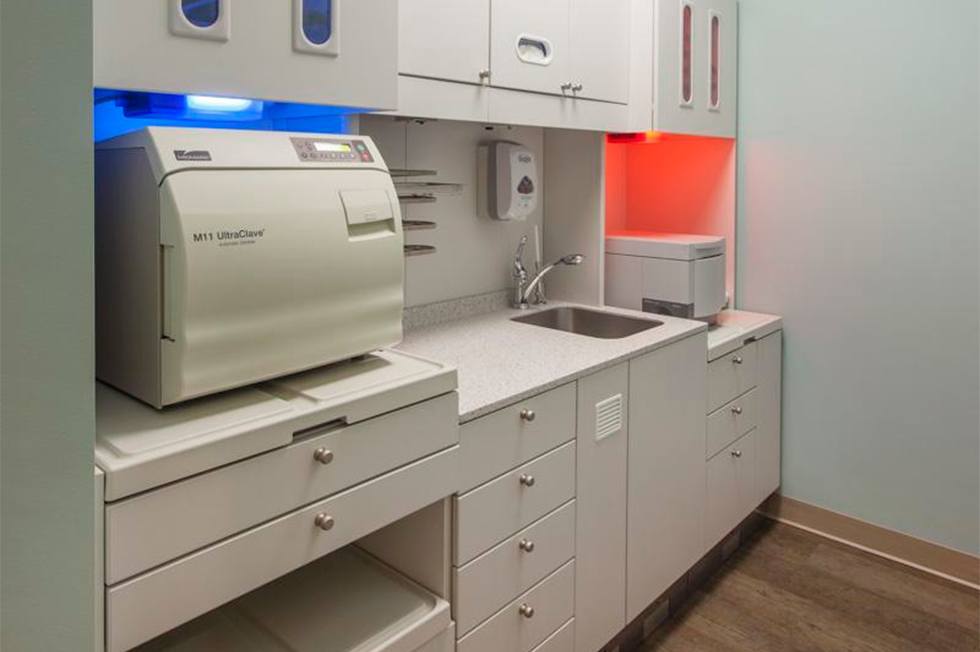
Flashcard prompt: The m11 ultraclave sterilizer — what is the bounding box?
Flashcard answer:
[605,232,727,322]
[96,127,404,408]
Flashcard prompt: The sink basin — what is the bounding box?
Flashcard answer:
[512,307,663,339]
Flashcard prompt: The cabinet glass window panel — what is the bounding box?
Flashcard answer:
[709,14,720,109]
[303,0,333,45]
[181,0,220,28]
[681,4,693,105]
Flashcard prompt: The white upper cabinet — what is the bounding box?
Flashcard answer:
[94,0,398,110]
[399,0,491,85]
[568,0,631,104]
[653,0,737,137]
[394,0,631,130]
[490,0,572,97]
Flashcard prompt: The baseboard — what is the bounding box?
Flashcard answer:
[760,494,979,590]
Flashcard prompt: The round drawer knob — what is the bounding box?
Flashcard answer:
[571,83,583,92]
[314,513,335,531]
[518,603,535,619]
[313,448,334,465]
[519,474,536,488]
[733,356,744,365]
[519,538,535,553]
[731,406,743,416]
[478,69,491,81]
[520,409,536,423]
[731,450,743,459]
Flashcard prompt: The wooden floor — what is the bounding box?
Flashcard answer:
[642,521,979,652]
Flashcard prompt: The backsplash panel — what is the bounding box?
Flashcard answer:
[359,116,544,307]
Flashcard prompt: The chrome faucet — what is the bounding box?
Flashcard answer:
[512,235,584,310]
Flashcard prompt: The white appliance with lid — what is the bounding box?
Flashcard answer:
[96,127,404,408]
[605,232,727,322]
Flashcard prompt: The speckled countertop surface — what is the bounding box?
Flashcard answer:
[397,302,706,423]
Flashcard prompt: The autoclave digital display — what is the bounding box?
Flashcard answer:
[313,142,352,153]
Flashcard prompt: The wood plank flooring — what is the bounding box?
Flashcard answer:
[642,521,979,652]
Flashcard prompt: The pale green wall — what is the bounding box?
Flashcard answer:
[737,0,980,554]
[1,3,96,650]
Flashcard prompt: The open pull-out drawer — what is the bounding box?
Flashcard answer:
[106,392,458,584]
[132,547,452,652]
[109,446,459,652]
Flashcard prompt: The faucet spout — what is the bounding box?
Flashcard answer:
[515,252,585,309]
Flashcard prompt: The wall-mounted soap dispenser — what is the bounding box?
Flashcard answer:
[478,141,538,221]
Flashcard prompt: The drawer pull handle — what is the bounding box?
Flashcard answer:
[733,356,744,365]
[313,448,334,465]
[519,603,535,618]
[518,538,536,553]
[520,409,536,423]
[314,513,335,531]
[519,474,536,488]
[731,406,743,416]
[731,450,743,459]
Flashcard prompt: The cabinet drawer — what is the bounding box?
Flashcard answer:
[457,561,575,652]
[705,430,757,549]
[706,388,757,460]
[454,501,576,635]
[459,383,576,492]
[531,619,574,652]
[106,446,459,652]
[106,392,458,584]
[454,442,576,565]
[707,342,758,412]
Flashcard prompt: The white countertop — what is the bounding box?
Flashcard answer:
[397,303,707,423]
[707,310,783,361]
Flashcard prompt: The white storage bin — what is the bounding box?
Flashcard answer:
[133,547,452,652]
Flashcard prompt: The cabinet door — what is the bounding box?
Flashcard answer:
[755,331,782,503]
[399,0,490,85]
[705,430,756,549]
[574,365,628,652]
[568,0,630,104]
[652,0,736,137]
[626,333,706,622]
[490,0,571,97]
[94,0,398,110]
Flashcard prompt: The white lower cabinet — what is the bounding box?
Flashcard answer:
[755,331,783,504]
[703,329,783,551]
[457,562,576,652]
[452,390,578,652]
[574,364,629,652]
[705,429,758,547]
[453,501,576,635]
[626,332,707,622]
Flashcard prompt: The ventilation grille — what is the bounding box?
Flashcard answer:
[595,394,624,441]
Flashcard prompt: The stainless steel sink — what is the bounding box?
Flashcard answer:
[512,307,663,339]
